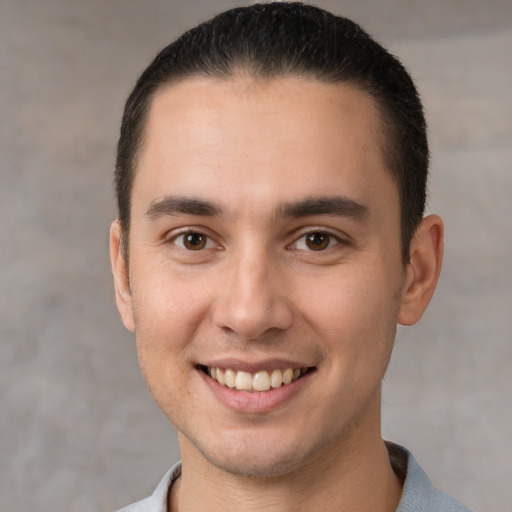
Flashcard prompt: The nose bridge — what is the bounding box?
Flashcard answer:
[214,241,292,339]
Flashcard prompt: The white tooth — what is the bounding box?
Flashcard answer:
[271,369,283,388]
[282,368,293,385]
[235,371,253,391]
[225,369,236,388]
[293,369,301,381]
[216,368,225,386]
[253,371,271,391]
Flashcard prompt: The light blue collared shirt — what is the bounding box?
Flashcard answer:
[116,443,472,512]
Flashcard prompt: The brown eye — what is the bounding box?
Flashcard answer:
[305,232,331,251]
[172,231,212,251]
[183,232,207,250]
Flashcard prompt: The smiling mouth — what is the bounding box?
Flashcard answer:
[199,366,315,392]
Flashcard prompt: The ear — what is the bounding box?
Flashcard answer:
[109,220,135,332]
[398,214,444,326]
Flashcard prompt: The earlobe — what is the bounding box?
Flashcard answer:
[109,220,136,332]
[398,214,444,326]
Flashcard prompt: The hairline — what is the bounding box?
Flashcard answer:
[120,70,406,261]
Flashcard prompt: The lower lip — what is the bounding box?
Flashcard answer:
[199,370,314,414]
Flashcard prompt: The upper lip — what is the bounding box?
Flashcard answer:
[199,358,315,373]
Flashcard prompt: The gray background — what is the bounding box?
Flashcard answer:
[1,1,510,511]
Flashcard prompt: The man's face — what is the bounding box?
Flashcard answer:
[114,76,410,476]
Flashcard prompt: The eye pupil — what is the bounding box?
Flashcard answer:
[184,232,206,250]
[306,232,330,251]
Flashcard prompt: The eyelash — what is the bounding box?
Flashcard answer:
[289,230,345,252]
[169,230,218,251]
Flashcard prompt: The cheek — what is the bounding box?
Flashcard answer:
[132,263,206,334]
[298,263,402,357]
[131,276,205,423]
[129,267,211,389]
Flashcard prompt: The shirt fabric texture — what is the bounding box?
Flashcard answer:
[116,443,472,512]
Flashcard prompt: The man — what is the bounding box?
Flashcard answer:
[110,3,471,511]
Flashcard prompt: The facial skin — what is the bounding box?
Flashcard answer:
[111,76,443,510]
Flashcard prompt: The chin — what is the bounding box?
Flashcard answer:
[204,449,307,478]
[190,429,324,478]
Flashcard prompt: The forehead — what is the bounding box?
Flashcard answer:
[133,76,396,213]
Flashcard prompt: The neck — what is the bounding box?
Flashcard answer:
[170,424,402,512]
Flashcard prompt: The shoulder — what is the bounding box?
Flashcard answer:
[387,442,473,512]
[115,463,182,512]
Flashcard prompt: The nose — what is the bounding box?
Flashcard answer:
[212,248,293,340]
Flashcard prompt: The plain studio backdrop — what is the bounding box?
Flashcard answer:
[0,1,510,511]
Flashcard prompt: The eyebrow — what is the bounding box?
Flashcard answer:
[145,194,367,221]
[277,196,368,220]
[145,196,223,218]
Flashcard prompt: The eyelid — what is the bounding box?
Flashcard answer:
[166,227,220,250]
[288,227,350,251]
